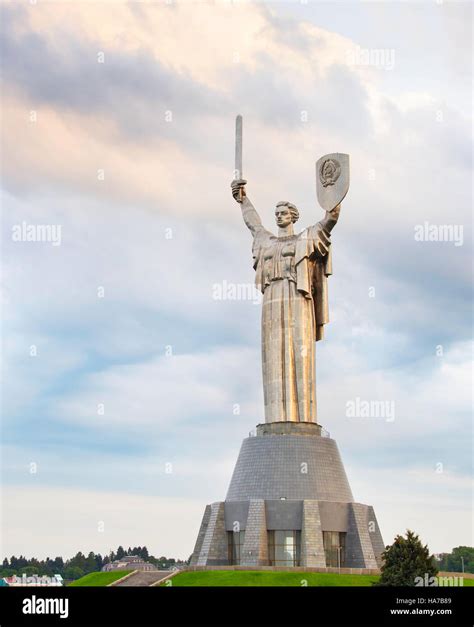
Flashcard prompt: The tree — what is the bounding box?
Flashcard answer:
[449,547,470,573]
[84,552,97,574]
[53,557,64,574]
[116,546,125,560]
[43,559,55,577]
[0,547,184,578]
[16,556,28,569]
[95,553,104,571]
[375,530,438,586]
[29,558,41,571]
[64,566,84,581]
[436,546,474,574]
[68,552,86,571]
[0,568,15,577]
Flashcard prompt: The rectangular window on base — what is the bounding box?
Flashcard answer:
[228,530,245,565]
[323,531,346,567]
[268,530,301,567]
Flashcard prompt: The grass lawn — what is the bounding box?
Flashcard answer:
[164,571,378,587]
[68,570,132,587]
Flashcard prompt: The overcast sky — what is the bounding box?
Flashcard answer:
[1,1,472,560]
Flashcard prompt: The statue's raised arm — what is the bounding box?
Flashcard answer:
[231,178,266,238]
[318,203,341,234]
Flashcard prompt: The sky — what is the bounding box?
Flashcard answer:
[1,0,472,561]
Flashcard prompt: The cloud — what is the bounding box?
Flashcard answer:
[2,454,471,558]
[1,8,229,142]
[53,346,261,433]
[1,1,471,560]
[1,485,204,560]
[349,465,473,553]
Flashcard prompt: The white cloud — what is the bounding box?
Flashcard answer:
[319,340,472,452]
[1,485,204,560]
[1,1,471,563]
[54,346,261,432]
[350,464,473,554]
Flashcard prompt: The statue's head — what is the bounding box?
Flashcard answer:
[275,201,299,227]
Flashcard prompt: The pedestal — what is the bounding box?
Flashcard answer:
[191,422,384,569]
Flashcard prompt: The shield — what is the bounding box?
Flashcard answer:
[316,153,350,212]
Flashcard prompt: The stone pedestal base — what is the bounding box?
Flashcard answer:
[191,423,384,569]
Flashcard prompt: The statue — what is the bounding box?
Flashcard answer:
[231,115,349,424]
[190,119,384,573]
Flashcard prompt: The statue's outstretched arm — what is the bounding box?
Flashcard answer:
[231,179,264,237]
[319,203,341,234]
[241,197,264,236]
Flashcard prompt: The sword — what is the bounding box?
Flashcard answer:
[234,114,243,202]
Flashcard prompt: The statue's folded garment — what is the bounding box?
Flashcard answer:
[242,197,333,423]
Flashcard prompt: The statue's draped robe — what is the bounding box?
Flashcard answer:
[242,197,332,423]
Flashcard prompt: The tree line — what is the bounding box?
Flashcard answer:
[1,546,189,581]
[435,546,474,574]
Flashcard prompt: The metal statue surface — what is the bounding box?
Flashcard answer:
[231,116,349,424]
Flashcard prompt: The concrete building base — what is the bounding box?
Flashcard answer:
[191,423,384,569]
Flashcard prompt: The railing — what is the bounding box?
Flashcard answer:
[248,426,330,437]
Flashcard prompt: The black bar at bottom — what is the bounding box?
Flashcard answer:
[0,586,472,626]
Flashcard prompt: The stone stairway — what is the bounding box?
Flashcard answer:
[114,570,173,586]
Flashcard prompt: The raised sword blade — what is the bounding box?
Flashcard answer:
[234,114,243,180]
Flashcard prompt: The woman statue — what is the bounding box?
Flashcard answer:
[231,178,341,424]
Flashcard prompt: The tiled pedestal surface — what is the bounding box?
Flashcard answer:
[191,422,384,569]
